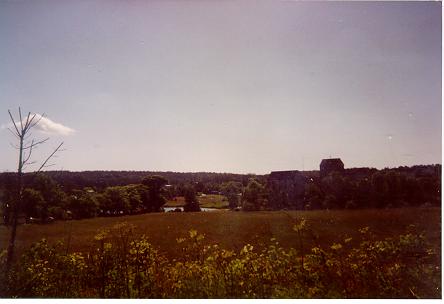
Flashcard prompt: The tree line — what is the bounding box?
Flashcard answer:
[0,170,261,193]
[0,164,440,224]
[1,175,172,223]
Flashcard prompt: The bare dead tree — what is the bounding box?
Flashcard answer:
[5,107,64,270]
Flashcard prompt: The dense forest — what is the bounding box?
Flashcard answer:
[0,164,440,223]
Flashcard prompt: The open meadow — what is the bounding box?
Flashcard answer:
[165,194,229,209]
[1,207,440,259]
[1,207,441,298]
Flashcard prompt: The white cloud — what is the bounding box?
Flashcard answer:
[32,114,76,136]
[2,114,75,136]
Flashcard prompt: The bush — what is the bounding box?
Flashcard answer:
[0,223,440,298]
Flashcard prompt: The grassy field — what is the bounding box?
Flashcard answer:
[0,207,440,259]
[165,194,229,209]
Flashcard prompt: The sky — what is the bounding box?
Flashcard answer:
[0,1,441,174]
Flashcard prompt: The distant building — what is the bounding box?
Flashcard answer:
[320,158,344,178]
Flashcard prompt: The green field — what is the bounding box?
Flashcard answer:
[165,194,229,209]
[0,207,440,259]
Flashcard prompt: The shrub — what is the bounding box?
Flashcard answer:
[0,223,440,298]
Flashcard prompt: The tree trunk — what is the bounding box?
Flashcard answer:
[5,134,24,270]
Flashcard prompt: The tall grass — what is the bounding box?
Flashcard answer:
[0,208,440,260]
[0,220,440,298]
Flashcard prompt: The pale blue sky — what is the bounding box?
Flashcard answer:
[0,1,441,174]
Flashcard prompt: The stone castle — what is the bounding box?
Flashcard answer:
[267,158,374,209]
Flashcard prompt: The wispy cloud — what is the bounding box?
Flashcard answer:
[2,114,76,136]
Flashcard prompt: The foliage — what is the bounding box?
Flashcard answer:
[268,165,441,211]
[0,174,16,225]
[20,174,68,222]
[183,187,201,212]
[68,190,99,219]
[21,188,45,220]
[0,222,439,298]
[220,181,242,209]
[2,174,172,221]
[141,175,168,212]
[242,179,267,211]
[0,171,261,194]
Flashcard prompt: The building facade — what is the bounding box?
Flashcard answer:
[320,158,344,178]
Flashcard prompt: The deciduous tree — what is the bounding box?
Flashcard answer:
[221,181,242,209]
[183,186,201,212]
[242,179,267,211]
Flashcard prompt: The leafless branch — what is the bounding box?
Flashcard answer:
[28,113,44,130]
[26,113,37,131]
[22,137,50,150]
[7,128,20,139]
[24,132,33,141]
[22,139,34,165]
[35,142,64,174]
[23,112,31,132]
[18,107,23,133]
[9,142,20,150]
[22,161,37,171]
[8,110,20,137]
